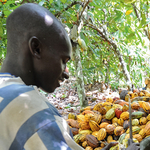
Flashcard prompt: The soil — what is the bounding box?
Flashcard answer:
[46,77,120,120]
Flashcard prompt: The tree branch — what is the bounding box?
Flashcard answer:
[79,0,90,21]
[55,1,82,17]
[132,3,140,21]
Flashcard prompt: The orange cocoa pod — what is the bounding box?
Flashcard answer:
[99,122,109,129]
[131,102,140,110]
[80,121,91,130]
[105,124,115,135]
[82,110,94,115]
[114,126,125,136]
[66,119,79,128]
[133,134,143,142]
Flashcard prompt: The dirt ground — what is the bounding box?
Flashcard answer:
[46,77,120,119]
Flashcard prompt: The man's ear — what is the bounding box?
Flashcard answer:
[28,36,42,59]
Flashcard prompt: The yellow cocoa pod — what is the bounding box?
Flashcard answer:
[94,113,102,124]
[89,120,100,132]
[139,128,146,138]
[68,113,76,120]
[73,133,82,144]
[112,117,118,124]
[85,113,95,122]
[82,141,88,148]
[93,103,103,112]
[112,104,122,110]
[139,92,145,97]
[118,118,124,126]
[142,102,150,113]
[94,147,103,150]
[107,135,113,143]
[85,146,93,150]
[106,97,113,103]
[97,128,107,141]
[146,121,150,125]
[126,126,140,135]
[120,112,129,120]
[145,92,150,97]
[132,119,139,126]
[104,105,112,111]
[80,134,87,142]
[144,122,150,136]
[122,104,129,112]
[147,114,150,121]
[77,114,86,123]
[112,123,118,127]
[92,131,99,137]
[102,102,112,106]
[109,144,119,150]
[139,117,147,125]
[79,130,92,135]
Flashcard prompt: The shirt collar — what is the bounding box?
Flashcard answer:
[0,73,16,78]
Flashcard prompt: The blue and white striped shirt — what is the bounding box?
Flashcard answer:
[0,73,84,150]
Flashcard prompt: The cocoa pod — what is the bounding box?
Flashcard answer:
[71,127,79,136]
[86,134,99,148]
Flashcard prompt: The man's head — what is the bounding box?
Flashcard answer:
[1,3,72,93]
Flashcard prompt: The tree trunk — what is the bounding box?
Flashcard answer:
[72,42,88,107]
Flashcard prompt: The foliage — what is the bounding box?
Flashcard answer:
[0,0,150,89]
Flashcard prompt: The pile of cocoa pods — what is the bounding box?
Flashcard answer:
[66,90,150,150]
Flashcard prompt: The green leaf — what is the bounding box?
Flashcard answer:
[0,22,3,38]
[60,0,66,3]
[39,1,45,6]
[49,0,53,4]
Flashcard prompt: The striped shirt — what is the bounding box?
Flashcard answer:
[0,73,84,150]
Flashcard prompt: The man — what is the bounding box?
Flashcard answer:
[0,3,139,150]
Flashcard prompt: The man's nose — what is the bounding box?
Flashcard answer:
[63,67,69,79]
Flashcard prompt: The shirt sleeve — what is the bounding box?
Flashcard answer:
[24,115,84,150]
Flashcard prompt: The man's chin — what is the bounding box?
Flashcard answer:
[40,87,55,93]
